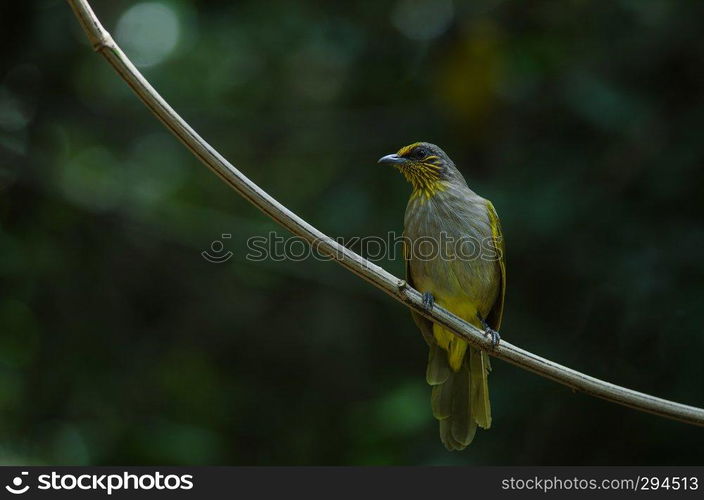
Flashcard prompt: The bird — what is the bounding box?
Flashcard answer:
[378,142,506,451]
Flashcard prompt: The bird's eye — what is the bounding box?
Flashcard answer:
[412,148,427,160]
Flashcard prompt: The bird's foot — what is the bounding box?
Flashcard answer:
[485,327,500,348]
[478,314,501,348]
[422,292,435,311]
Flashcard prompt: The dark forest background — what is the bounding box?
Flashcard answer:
[1,0,703,465]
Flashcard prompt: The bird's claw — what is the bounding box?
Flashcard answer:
[484,327,501,348]
[478,314,501,348]
[422,292,435,311]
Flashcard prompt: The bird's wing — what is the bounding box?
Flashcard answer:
[485,200,506,331]
[404,236,434,346]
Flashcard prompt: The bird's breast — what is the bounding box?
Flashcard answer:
[404,188,499,318]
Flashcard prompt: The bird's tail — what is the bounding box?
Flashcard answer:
[427,341,492,451]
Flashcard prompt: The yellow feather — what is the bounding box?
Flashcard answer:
[430,298,479,371]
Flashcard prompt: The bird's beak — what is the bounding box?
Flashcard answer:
[377,153,407,166]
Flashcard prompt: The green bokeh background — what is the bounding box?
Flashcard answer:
[1,0,703,465]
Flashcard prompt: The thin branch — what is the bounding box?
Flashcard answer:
[66,0,704,427]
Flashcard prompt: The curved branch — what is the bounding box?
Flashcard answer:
[66,0,704,427]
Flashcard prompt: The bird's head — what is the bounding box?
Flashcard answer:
[378,142,458,199]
